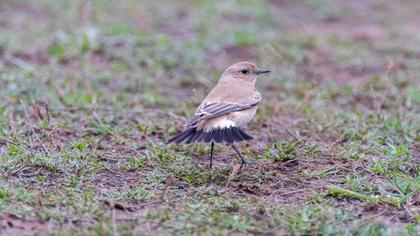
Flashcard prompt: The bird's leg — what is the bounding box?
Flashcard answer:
[231,144,247,170]
[209,142,214,169]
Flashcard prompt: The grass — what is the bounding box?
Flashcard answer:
[0,0,419,235]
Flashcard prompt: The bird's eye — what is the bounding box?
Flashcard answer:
[241,69,249,74]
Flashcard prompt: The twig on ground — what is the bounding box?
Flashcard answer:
[0,135,31,152]
[286,128,303,143]
[327,132,346,151]
[226,164,241,187]
[8,164,30,177]
[327,185,401,207]
[20,100,53,157]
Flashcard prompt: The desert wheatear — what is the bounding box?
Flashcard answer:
[167,61,270,169]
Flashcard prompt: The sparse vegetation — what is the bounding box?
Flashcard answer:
[0,0,419,235]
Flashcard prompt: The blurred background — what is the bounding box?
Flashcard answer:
[1,0,419,115]
[0,0,419,235]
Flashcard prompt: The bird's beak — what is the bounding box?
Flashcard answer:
[255,69,270,75]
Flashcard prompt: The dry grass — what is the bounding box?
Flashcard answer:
[0,0,419,235]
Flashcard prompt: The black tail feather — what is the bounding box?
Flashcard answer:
[224,128,234,144]
[167,127,253,144]
[166,128,195,144]
[196,131,206,142]
[239,128,253,140]
[204,129,215,143]
[189,130,202,143]
[185,129,200,144]
[231,127,244,142]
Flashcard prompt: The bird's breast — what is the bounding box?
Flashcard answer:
[228,106,258,127]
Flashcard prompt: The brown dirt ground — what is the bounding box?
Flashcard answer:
[1,0,419,234]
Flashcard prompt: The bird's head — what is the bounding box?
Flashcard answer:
[220,61,270,84]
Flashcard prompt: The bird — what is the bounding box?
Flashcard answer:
[167,61,270,169]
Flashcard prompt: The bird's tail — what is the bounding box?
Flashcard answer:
[167,127,252,144]
[166,127,199,144]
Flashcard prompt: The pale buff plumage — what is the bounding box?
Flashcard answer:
[167,61,270,169]
[168,61,269,144]
[195,75,261,132]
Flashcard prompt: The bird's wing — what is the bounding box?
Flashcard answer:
[188,96,261,127]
